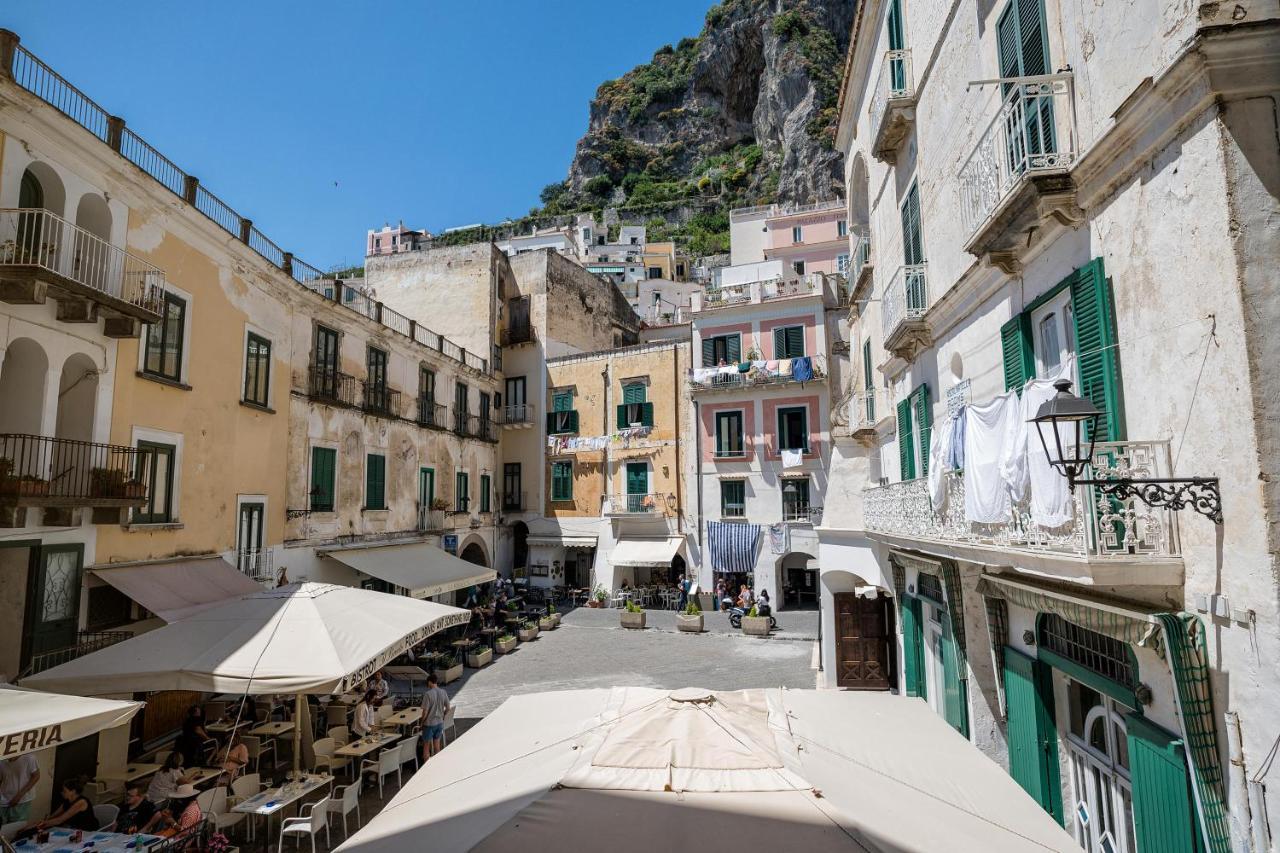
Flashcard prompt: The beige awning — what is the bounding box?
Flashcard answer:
[92,556,262,623]
[322,542,495,599]
[527,535,597,548]
[610,537,684,568]
[1,685,142,760]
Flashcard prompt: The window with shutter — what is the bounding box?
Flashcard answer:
[720,480,746,517]
[900,182,924,266]
[1125,714,1202,853]
[1001,314,1037,393]
[365,454,386,511]
[897,397,915,480]
[551,461,573,501]
[480,474,491,512]
[552,391,572,412]
[887,0,906,90]
[1069,259,1123,441]
[912,384,932,478]
[996,0,1055,169]
[773,325,805,359]
[901,596,926,698]
[310,447,336,512]
[622,383,646,404]
[1003,648,1064,821]
[455,472,469,511]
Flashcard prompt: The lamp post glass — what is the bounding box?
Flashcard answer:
[1031,379,1099,484]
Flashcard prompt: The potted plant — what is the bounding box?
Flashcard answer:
[620,599,646,630]
[465,642,492,668]
[677,600,703,633]
[538,610,555,631]
[546,601,561,628]
[494,633,518,654]
[123,478,147,499]
[0,458,16,496]
[17,475,49,498]
[588,585,608,608]
[89,467,126,498]
[430,497,449,511]
[438,652,464,684]
[517,619,539,643]
[741,605,772,637]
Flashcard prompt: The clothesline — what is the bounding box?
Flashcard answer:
[547,425,653,455]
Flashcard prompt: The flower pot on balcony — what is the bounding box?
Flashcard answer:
[620,611,646,630]
[538,616,555,631]
[16,478,49,498]
[676,613,704,633]
[517,626,539,643]
[123,480,147,499]
[465,647,492,668]
[494,636,518,655]
[90,468,127,498]
[440,662,464,684]
[741,616,772,636]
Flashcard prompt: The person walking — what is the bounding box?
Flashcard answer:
[0,753,39,824]
[713,578,725,612]
[677,575,689,611]
[418,674,453,764]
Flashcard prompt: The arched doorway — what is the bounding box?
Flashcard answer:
[0,338,49,435]
[460,542,488,567]
[511,521,529,573]
[55,354,97,443]
[19,162,65,216]
[778,551,819,609]
[73,193,113,291]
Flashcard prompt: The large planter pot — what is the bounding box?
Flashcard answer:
[676,613,704,633]
[620,611,646,630]
[494,636,518,655]
[587,599,603,608]
[440,663,464,684]
[465,647,493,668]
[538,616,555,631]
[741,616,772,637]
[548,613,562,628]
[517,627,539,643]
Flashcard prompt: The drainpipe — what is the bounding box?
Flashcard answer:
[1225,711,1262,852]
[672,342,683,534]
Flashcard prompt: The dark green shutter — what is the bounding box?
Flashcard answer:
[897,398,915,480]
[901,182,923,266]
[639,401,654,427]
[310,447,335,511]
[456,472,468,510]
[626,463,647,496]
[1003,648,1064,822]
[480,475,491,512]
[726,335,742,363]
[913,384,931,478]
[900,597,925,698]
[773,327,785,359]
[552,391,571,412]
[773,326,803,359]
[623,384,646,404]
[941,616,969,738]
[1070,259,1124,441]
[701,336,715,367]
[1126,713,1202,853]
[616,405,627,430]
[1001,314,1037,393]
[366,454,385,510]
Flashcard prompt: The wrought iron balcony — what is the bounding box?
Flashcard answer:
[869,50,915,164]
[418,508,445,533]
[849,230,873,311]
[417,397,448,429]
[308,366,359,407]
[851,391,879,439]
[607,493,664,514]
[957,74,1080,266]
[361,382,401,418]
[21,630,131,678]
[502,403,536,428]
[881,264,930,360]
[689,355,827,394]
[236,549,274,583]
[0,208,164,334]
[0,434,147,508]
[862,440,1183,579]
[501,324,534,346]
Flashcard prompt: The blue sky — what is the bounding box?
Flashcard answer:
[4,1,710,270]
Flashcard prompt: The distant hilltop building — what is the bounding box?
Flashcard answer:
[367,221,432,256]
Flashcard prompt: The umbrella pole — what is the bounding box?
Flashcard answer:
[293,692,303,779]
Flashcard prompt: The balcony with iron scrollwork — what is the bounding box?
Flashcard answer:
[869,50,915,165]
[0,434,148,517]
[957,73,1082,272]
[0,208,164,336]
[881,264,930,361]
[862,439,1184,586]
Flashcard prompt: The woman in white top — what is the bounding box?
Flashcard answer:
[145,751,196,804]
[352,690,378,738]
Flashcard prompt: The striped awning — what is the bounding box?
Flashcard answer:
[975,574,1161,648]
[707,521,760,574]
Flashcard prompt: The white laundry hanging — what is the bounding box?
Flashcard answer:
[964,392,1020,524]
[781,448,804,469]
[1015,357,1077,528]
[928,414,953,512]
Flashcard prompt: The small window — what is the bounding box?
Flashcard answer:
[1038,614,1137,691]
[648,266,662,279]
[773,325,805,359]
[365,454,386,510]
[837,253,850,274]
[420,367,436,401]
[715,411,744,457]
[552,390,573,412]
[480,474,491,512]
[551,461,573,502]
[1038,312,1062,374]
[310,447,336,512]
[720,480,746,518]
[782,478,811,521]
[630,236,639,245]
[702,333,742,367]
[455,471,470,512]
[837,220,848,237]
[243,332,271,407]
[777,406,809,452]
[367,347,388,390]
[792,260,805,276]
[134,441,177,523]
[143,292,187,382]
[792,225,803,244]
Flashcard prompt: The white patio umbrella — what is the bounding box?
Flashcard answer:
[335,687,1077,853]
[23,582,471,775]
[0,684,142,760]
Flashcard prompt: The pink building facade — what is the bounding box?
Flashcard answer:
[366,221,431,257]
[763,200,851,277]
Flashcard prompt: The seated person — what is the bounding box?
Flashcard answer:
[218,732,249,780]
[118,785,157,835]
[757,589,773,617]
[16,777,97,838]
[146,751,198,805]
[143,785,201,838]
[369,670,391,703]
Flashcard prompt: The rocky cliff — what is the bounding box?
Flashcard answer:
[535,0,855,254]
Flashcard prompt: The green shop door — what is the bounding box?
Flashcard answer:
[1003,647,1064,823]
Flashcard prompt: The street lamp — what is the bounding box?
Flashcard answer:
[1030,380,1223,524]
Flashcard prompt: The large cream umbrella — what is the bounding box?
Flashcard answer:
[23,582,470,775]
[335,687,1077,853]
[0,684,142,759]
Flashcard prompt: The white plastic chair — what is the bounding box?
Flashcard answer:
[327,725,350,747]
[375,704,396,723]
[396,737,419,773]
[278,795,331,852]
[204,785,245,839]
[360,748,401,799]
[1,821,23,841]
[327,782,362,839]
[92,803,119,831]
[228,773,268,842]
[312,737,348,778]
[442,704,457,746]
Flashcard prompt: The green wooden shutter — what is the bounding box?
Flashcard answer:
[913,384,932,478]
[480,475,491,512]
[996,3,1020,78]
[1016,0,1049,76]
[773,327,785,359]
[774,327,803,358]
[552,391,571,412]
[701,336,715,367]
[1001,313,1037,393]
[365,454,385,510]
[310,447,335,511]
[616,404,627,430]
[623,384,646,404]
[726,335,741,363]
[901,597,925,698]
[1003,648,1064,822]
[456,472,468,510]
[901,182,923,266]
[1126,713,1201,853]
[626,463,647,496]
[887,0,904,50]
[941,616,970,738]
[566,410,579,433]
[640,401,654,427]
[1071,259,1123,441]
[897,398,915,480]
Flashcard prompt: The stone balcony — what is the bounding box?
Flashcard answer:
[863,439,1184,587]
[880,264,930,361]
[694,272,831,313]
[689,354,827,395]
[869,50,915,165]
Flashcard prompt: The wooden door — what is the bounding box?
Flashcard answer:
[834,592,893,690]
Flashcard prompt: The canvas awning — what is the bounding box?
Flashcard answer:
[0,685,142,759]
[527,535,597,548]
[610,537,684,568]
[92,556,263,623]
[321,542,495,599]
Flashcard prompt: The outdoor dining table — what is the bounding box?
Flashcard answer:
[383,706,423,731]
[12,828,165,852]
[186,766,225,787]
[99,762,160,784]
[207,717,253,735]
[249,720,295,738]
[231,772,333,852]
[334,732,399,760]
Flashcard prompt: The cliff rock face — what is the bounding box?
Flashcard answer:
[548,0,855,229]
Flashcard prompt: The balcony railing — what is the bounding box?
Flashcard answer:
[237,549,274,583]
[502,491,527,512]
[503,404,535,426]
[863,440,1182,561]
[958,74,1078,238]
[852,391,878,432]
[22,631,131,678]
[474,416,498,443]
[608,493,664,514]
[501,325,533,346]
[417,397,447,429]
[852,230,872,285]
[0,434,146,507]
[689,354,827,393]
[0,208,164,316]
[419,508,446,533]
[882,264,928,340]
[703,282,758,308]
[713,446,748,460]
[361,382,402,418]
[783,502,822,524]
[308,366,359,407]
[870,49,914,144]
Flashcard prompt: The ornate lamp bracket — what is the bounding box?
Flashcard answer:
[1073,475,1222,525]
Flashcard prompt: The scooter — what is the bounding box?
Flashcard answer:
[727,605,777,630]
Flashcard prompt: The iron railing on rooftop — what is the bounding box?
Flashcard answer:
[0,32,494,376]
